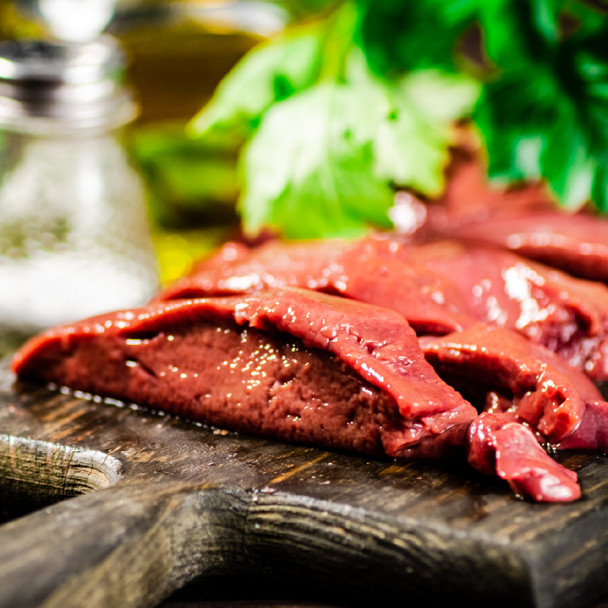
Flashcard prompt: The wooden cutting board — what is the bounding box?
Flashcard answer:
[1,359,608,608]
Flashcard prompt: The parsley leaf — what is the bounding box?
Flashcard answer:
[373,69,480,196]
[354,0,478,75]
[187,0,608,238]
[239,82,395,239]
[189,25,323,143]
[239,65,479,238]
[189,4,480,240]
[475,0,608,210]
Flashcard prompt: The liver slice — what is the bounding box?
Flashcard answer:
[159,237,474,336]
[425,150,608,282]
[418,324,602,444]
[440,211,608,283]
[416,242,608,383]
[13,288,477,459]
[467,412,581,502]
[15,287,598,502]
[160,236,608,382]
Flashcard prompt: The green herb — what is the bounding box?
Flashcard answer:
[372,69,480,195]
[189,25,324,145]
[239,81,395,239]
[190,6,479,239]
[354,0,478,75]
[474,0,608,211]
[189,0,608,239]
[368,0,608,212]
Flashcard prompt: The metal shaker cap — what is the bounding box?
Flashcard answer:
[0,35,137,132]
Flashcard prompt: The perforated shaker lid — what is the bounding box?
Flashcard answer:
[0,35,137,132]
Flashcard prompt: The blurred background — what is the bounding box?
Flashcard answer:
[0,0,337,351]
[0,0,606,345]
[0,0,306,285]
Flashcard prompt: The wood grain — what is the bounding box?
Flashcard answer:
[1,362,608,608]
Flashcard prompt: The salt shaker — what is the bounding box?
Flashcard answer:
[0,35,159,335]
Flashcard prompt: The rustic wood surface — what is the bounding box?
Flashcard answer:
[1,360,608,608]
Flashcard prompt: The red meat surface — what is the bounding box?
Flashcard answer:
[160,237,474,336]
[425,151,608,282]
[419,324,608,502]
[416,242,608,382]
[15,287,603,502]
[13,288,477,459]
[159,236,608,382]
[467,412,580,503]
[418,324,602,444]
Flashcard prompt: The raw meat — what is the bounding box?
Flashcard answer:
[419,324,608,502]
[12,288,477,459]
[15,287,599,501]
[159,236,608,381]
[467,412,581,502]
[416,242,608,382]
[418,324,603,444]
[425,151,608,282]
[159,237,475,335]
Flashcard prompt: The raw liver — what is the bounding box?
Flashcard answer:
[14,287,597,502]
[425,150,608,282]
[13,288,477,460]
[160,236,608,382]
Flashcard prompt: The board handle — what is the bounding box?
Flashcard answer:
[0,480,247,608]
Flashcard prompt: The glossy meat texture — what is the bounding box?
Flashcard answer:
[160,236,608,382]
[416,242,608,383]
[16,286,600,502]
[418,324,603,443]
[558,401,608,452]
[426,151,608,282]
[420,324,608,501]
[12,288,477,459]
[467,412,581,502]
[159,238,475,335]
[438,212,608,283]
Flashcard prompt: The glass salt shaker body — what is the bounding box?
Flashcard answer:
[0,36,158,335]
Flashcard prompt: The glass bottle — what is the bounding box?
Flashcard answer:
[0,36,159,337]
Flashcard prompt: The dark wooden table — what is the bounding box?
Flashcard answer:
[2,358,608,608]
